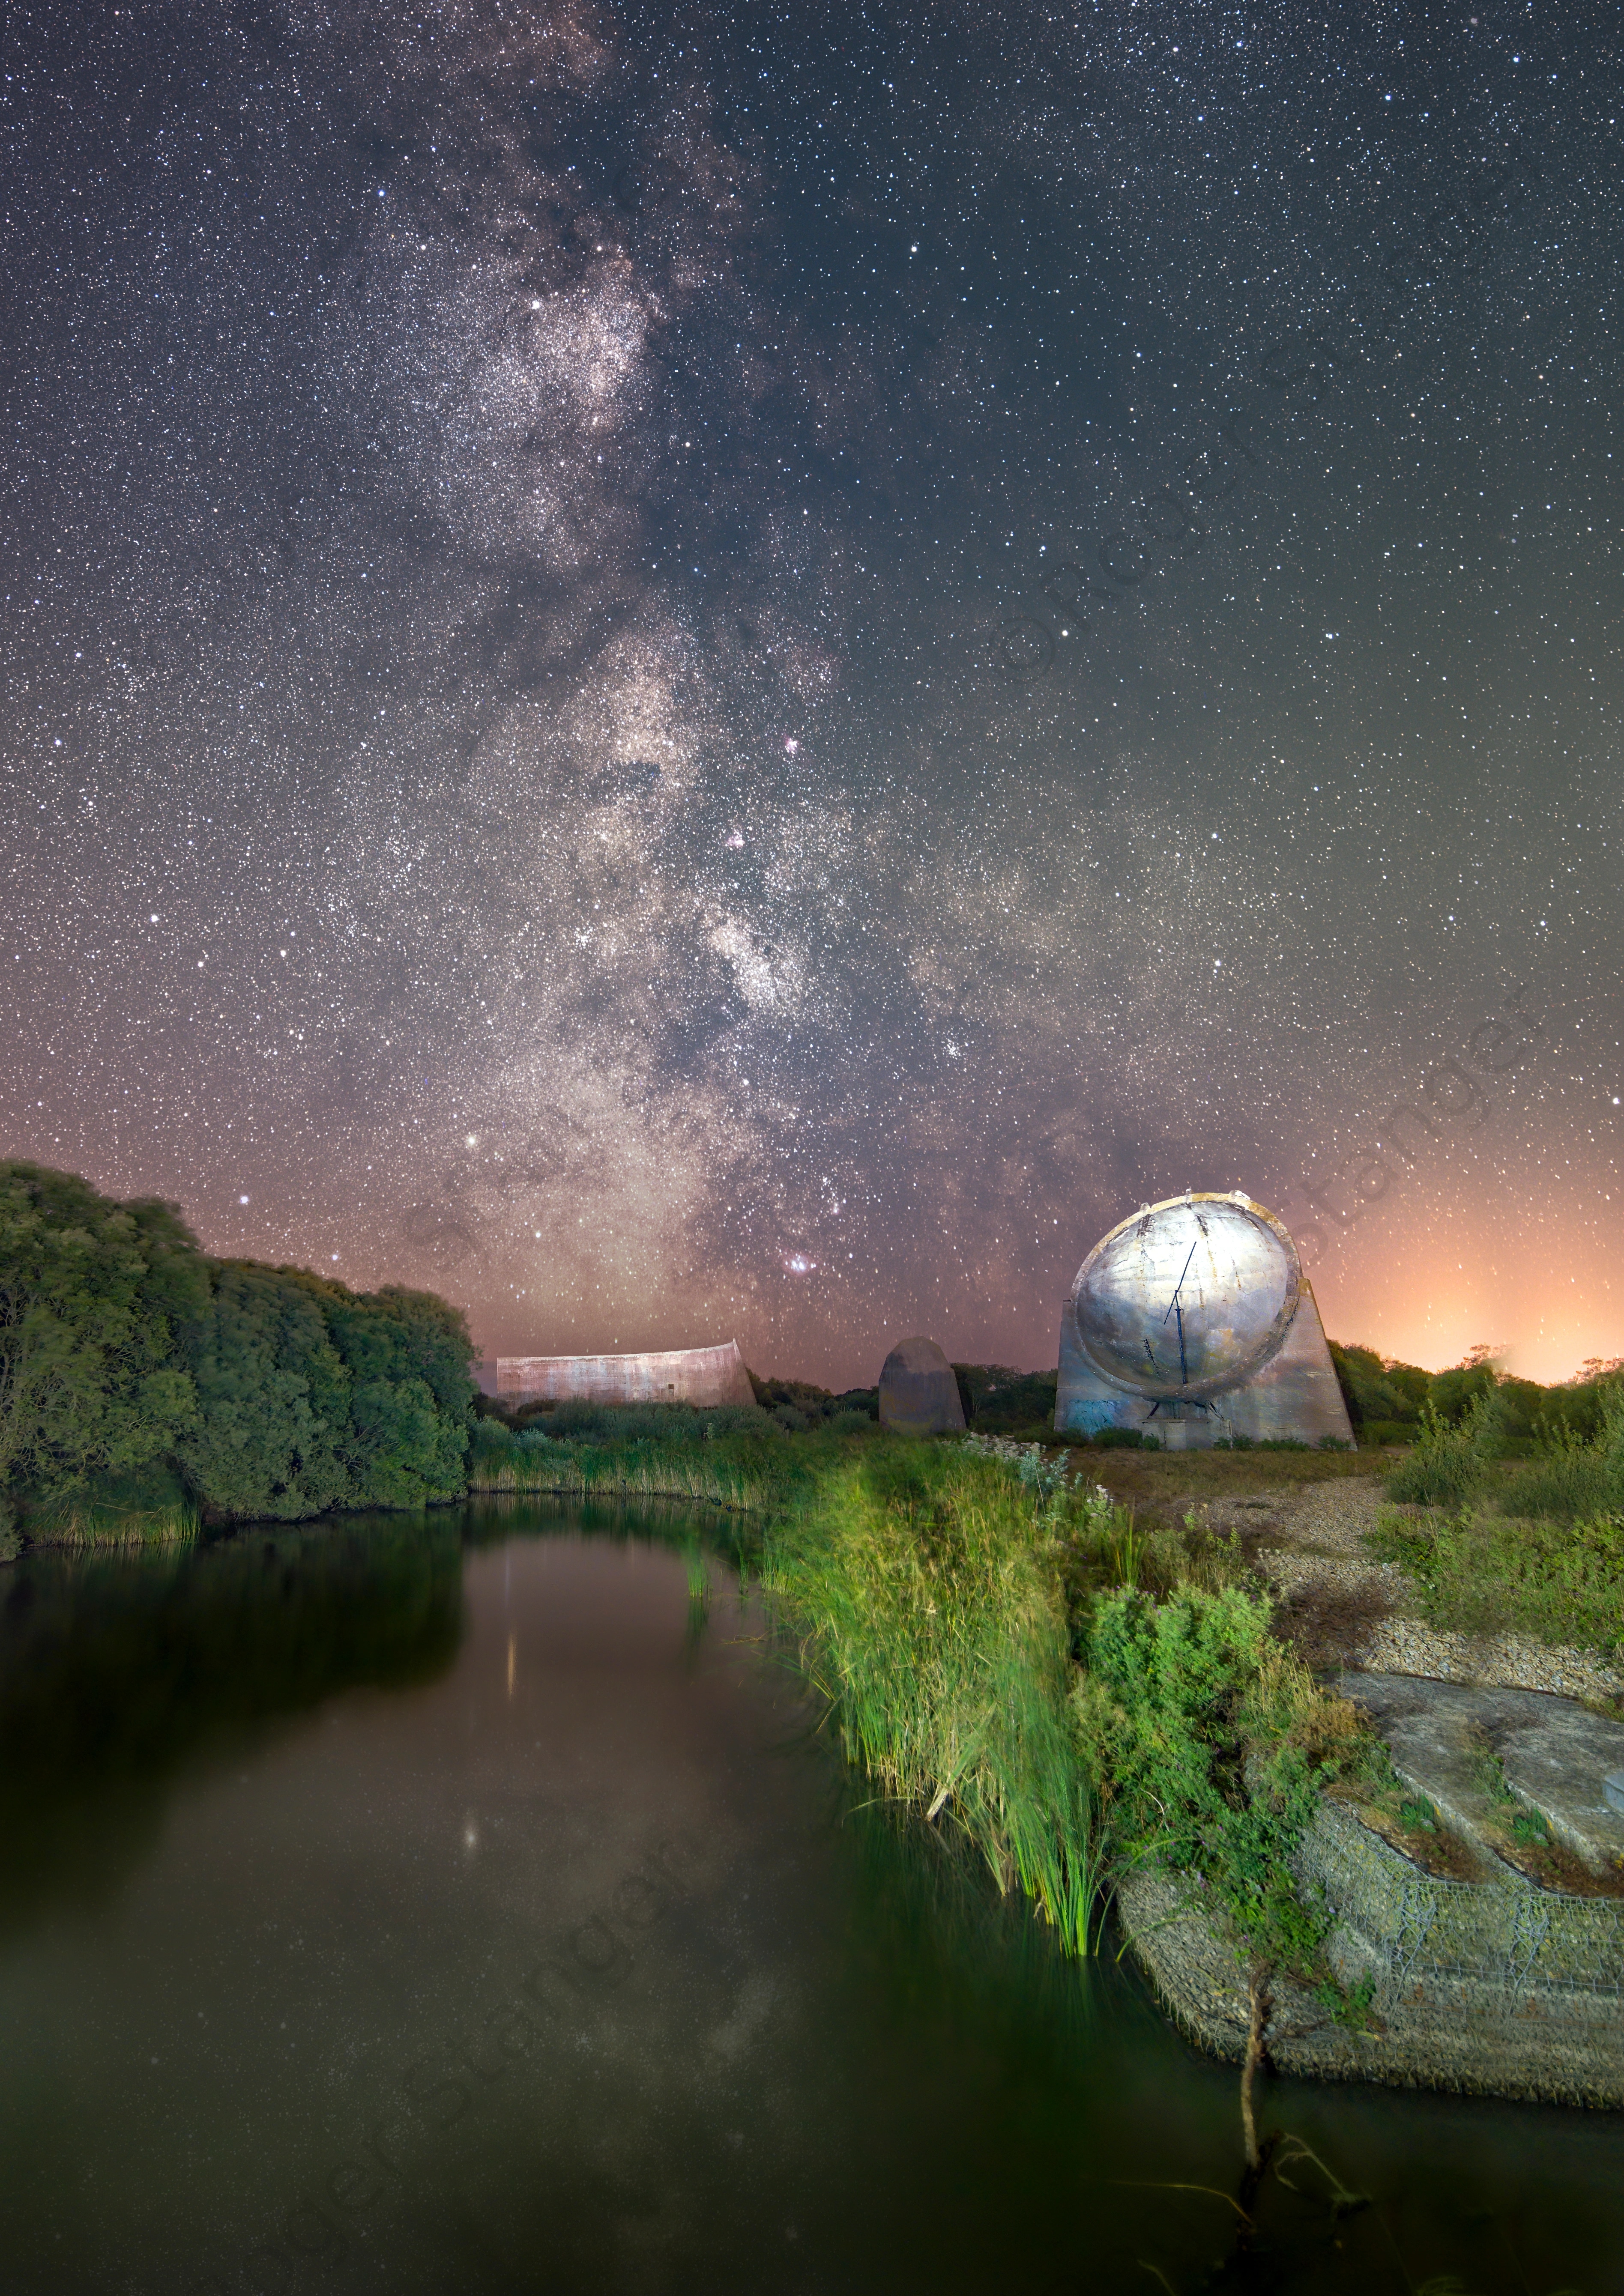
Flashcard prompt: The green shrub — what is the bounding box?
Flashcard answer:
[750,1373,837,1418]
[1328,1341,1428,1430]
[1429,1360,1500,1423]
[1383,1391,1500,1508]
[1074,1581,1357,1975]
[544,1399,694,1442]
[703,1403,778,1439]
[952,1364,1060,1430]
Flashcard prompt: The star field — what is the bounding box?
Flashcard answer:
[3,1,1621,1383]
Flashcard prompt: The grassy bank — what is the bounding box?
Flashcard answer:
[465,1409,830,1513]
[759,1433,1375,1989]
[1366,1386,1624,1657]
[761,1440,1103,1953]
[7,1465,201,1554]
[1367,1505,1624,1655]
[466,1436,788,1511]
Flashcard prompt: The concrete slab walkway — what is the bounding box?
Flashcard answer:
[1337,1670,1624,1876]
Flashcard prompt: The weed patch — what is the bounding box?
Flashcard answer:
[1074,1581,1372,1982]
[1366,1506,1624,1654]
[1382,1391,1501,1509]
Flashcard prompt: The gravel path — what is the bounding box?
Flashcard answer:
[1358,1616,1623,1704]
[1237,1473,1624,1704]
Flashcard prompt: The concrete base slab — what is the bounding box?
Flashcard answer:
[1337,1671,1624,1876]
[1117,1794,1624,2108]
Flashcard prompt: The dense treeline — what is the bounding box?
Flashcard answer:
[1329,1339,1624,1449]
[0,1163,474,1546]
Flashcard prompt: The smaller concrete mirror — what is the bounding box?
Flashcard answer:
[877,1337,966,1435]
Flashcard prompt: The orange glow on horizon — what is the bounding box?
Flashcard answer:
[1304,1211,1621,1385]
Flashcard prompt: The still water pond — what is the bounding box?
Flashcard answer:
[1,1503,1620,2295]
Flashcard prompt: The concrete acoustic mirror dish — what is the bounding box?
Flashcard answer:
[878,1337,967,1435]
[476,1339,756,1409]
[1077,1191,1301,1399]
[1056,1191,1354,1450]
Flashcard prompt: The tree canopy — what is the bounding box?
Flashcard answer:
[1,1164,474,1530]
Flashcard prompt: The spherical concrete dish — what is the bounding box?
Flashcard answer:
[1065,1192,1301,1403]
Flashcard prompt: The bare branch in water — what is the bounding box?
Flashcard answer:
[1241,1972,1270,2172]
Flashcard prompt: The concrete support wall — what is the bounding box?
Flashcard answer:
[1117,1798,1624,2107]
[1221,1281,1355,1446]
[1054,1305,1142,1437]
[476,1339,756,1409]
[877,1337,967,1434]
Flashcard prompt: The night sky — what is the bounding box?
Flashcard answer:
[3,1,1621,1385]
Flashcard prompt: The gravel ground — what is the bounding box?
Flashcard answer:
[1252,1475,1391,1556]
[1358,1616,1624,1703]
[1238,1472,1624,1703]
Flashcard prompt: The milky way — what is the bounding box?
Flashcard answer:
[3,2,1621,1382]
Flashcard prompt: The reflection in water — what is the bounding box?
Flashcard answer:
[0,1505,1620,2296]
[0,1516,463,1930]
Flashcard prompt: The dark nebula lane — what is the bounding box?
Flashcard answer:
[3,2,1621,1383]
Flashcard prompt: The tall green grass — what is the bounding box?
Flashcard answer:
[1367,1505,1624,1653]
[466,1416,810,1512]
[761,1442,1105,1955]
[470,1437,787,1511]
[22,1466,200,1549]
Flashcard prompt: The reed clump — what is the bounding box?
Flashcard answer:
[21,1466,201,1549]
[465,1409,838,1513]
[763,1441,1104,1954]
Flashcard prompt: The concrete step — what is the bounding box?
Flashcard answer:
[1337,1669,1624,1876]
